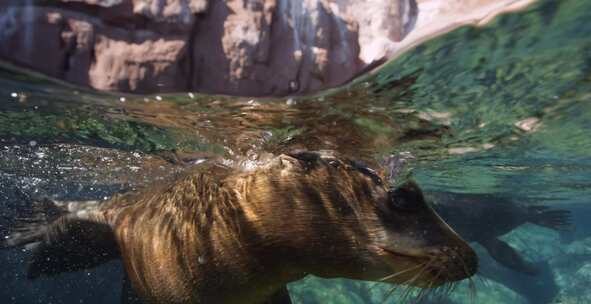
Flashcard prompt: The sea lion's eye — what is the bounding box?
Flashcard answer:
[388,182,425,211]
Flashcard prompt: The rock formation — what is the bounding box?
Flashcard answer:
[0,0,535,96]
[0,0,415,95]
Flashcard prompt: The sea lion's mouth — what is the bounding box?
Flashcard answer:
[377,246,445,287]
[380,247,430,261]
[378,245,478,288]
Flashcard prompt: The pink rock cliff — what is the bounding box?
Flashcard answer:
[0,0,534,96]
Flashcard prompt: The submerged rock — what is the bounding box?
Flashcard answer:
[0,0,533,96]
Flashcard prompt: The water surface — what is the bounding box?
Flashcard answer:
[1,0,591,303]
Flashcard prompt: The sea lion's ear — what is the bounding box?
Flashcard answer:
[388,181,425,211]
[285,151,323,170]
[286,150,340,170]
[287,150,322,162]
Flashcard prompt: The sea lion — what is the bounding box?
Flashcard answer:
[2,151,477,304]
[427,191,571,275]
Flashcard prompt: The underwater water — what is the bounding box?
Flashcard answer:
[1,0,591,303]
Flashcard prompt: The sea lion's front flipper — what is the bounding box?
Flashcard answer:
[479,237,539,276]
[264,285,293,304]
[26,217,119,279]
[1,197,119,279]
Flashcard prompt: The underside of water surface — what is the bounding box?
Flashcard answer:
[1,0,591,303]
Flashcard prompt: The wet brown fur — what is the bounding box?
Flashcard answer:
[6,152,478,304]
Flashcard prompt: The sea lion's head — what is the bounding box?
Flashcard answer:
[234,151,477,289]
[369,181,478,287]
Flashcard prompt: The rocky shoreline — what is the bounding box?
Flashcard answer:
[0,0,534,96]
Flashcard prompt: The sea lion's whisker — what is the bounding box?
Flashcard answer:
[422,269,445,302]
[413,285,431,304]
[463,273,479,304]
[441,283,452,298]
[369,261,427,296]
[430,286,442,302]
[401,285,417,303]
[378,261,428,282]
[469,277,478,304]
[380,260,432,304]
[448,282,458,295]
[441,283,454,301]
[454,248,478,303]
[415,272,438,303]
[380,283,401,304]
[438,282,455,302]
[425,265,448,302]
[380,270,422,304]
[413,289,425,304]
[447,281,456,295]
[399,259,434,303]
[395,285,410,304]
[421,274,441,303]
[475,274,489,287]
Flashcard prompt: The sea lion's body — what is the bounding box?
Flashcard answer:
[429,192,532,241]
[427,191,570,275]
[3,152,478,303]
[107,170,276,304]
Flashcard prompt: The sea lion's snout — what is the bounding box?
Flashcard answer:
[375,181,478,287]
[428,245,478,282]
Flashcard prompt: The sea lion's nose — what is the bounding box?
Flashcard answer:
[440,244,478,281]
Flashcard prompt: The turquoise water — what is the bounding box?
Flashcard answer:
[1,0,591,303]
